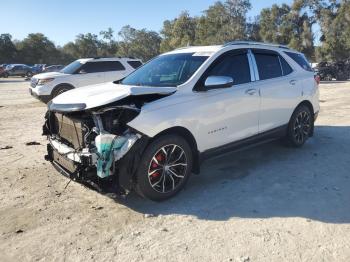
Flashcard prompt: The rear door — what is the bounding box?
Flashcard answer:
[251,49,301,132]
[13,66,22,76]
[103,61,128,82]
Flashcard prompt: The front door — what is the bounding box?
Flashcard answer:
[74,61,105,87]
[191,50,260,151]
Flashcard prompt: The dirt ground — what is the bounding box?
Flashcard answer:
[0,77,349,262]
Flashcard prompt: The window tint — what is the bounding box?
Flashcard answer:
[206,52,251,85]
[102,61,125,71]
[81,61,125,73]
[127,60,142,69]
[254,53,282,80]
[279,56,293,75]
[81,62,103,73]
[284,51,312,72]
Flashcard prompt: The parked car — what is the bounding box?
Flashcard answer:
[0,65,6,77]
[42,65,65,73]
[29,57,143,103]
[43,41,320,201]
[3,64,34,78]
[317,60,350,81]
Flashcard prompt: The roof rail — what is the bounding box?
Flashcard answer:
[223,41,290,50]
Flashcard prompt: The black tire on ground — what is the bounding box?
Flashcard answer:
[3,73,9,78]
[135,134,193,201]
[25,71,33,77]
[52,85,72,98]
[285,105,313,147]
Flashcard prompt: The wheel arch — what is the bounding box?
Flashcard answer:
[151,126,201,174]
[297,100,314,115]
[52,83,75,93]
[293,100,315,136]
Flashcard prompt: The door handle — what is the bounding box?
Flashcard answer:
[245,88,257,95]
[289,80,297,86]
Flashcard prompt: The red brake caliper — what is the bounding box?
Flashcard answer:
[150,152,164,179]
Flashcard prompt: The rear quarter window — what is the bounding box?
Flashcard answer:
[284,51,312,72]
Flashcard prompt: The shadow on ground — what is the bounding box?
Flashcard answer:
[320,80,350,84]
[112,125,350,224]
[0,79,26,83]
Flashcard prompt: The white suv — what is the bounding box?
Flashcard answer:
[43,42,319,201]
[30,57,142,103]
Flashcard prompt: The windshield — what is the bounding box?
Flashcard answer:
[121,53,208,87]
[60,60,83,74]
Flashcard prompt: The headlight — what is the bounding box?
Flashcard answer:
[38,78,54,85]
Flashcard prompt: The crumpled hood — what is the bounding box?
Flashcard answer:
[49,82,177,112]
[33,71,68,79]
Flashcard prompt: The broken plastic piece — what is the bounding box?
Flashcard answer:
[95,134,140,178]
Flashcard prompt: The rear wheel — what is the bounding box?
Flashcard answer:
[25,71,33,77]
[135,135,193,201]
[3,72,8,78]
[286,105,313,147]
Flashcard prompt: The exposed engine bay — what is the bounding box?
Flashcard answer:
[43,92,173,194]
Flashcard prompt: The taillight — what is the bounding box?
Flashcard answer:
[314,75,320,86]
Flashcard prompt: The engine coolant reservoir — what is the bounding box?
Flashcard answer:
[95,134,128,178]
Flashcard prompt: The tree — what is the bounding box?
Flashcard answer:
[72,33,101,58]
[195,0,252,45]
[258,2,315,59]
[160,11,197,52]
[99,27,119,56]
[0,34,17,64]
[15,33,60,64]
[316,0,350,61]
[117,25,161,61]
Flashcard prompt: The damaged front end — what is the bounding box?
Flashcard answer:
[43,99,152,194]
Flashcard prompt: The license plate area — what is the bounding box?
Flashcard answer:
[52,149,78,174]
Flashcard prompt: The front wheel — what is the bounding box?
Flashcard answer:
[135,135,193,201]
[286,105,313,147]
[52,85,72,98]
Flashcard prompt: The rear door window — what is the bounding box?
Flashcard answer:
[127,61,142,69]
[284,51,312,72]
[279,55,293,76]
[253,50,282,80]
[206,51,251,85]
[102,61,125,71]
[81,61,126,73]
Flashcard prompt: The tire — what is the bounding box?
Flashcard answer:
[135,134,193,201]
[3,73,8,78]
[25,71,33,77]
[52,85,72,98]
[286,105,313,147]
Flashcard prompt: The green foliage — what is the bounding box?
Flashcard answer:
[317,0,350,61]
[0,34,17,63]
[160,11,197,52]
[0,0,349,65]
[117,25,161,62]
[195,0,252,45]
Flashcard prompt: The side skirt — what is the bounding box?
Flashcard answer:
[199,124,288,163]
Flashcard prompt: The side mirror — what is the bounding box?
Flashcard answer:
[204,76,234,90]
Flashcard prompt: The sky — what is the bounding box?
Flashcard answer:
[0,0,294,46]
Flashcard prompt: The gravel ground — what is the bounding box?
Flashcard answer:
[0,77,349,262]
